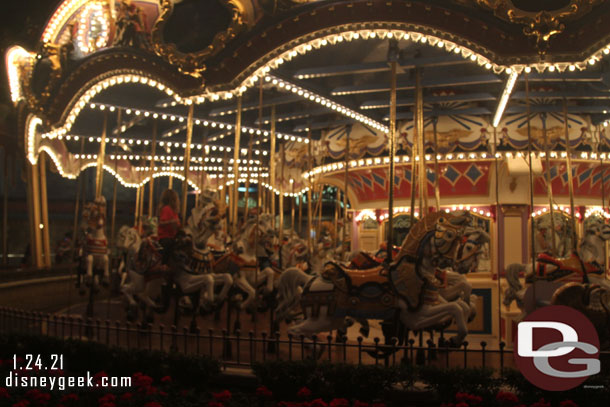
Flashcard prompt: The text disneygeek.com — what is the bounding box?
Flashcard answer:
[5,372,132,391]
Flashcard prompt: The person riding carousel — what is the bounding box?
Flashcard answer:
[157,189,181,265]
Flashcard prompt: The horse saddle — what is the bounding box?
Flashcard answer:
[348,251,383,270]
[535,252,599,283]
[322,261,395,309]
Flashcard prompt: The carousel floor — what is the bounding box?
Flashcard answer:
[52,297,515,371]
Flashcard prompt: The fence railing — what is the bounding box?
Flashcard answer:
[1,306,607,372]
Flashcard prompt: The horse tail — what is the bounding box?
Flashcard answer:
[274,267,312,323]
[503,263,526,308]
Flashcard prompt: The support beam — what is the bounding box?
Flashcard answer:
[95,111,108,199]
[387,60,397,260]
[148,120,157,216]
[181,105,194,225]
[232,97,242,235]
[344,126,351,247]
[39,153,51,268]
[270,106,276,217]
[26,161,43,268]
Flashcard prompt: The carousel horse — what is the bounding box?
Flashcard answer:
[551,282,610,350]
[230,213,279,310]
[184,191,234,312]
[275,211,479,352]
[503,216,610,313]
[77,197,110,293]
[116,224,169,322]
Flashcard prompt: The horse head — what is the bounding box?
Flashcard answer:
[431,210,472,259]
[584,216,610,242]
[454,227,490,274]
[116,225,141,252]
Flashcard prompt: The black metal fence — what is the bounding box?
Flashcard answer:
[0,306,531,371]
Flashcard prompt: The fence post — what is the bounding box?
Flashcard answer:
[235,330,241,365]
[462,341,469,368]
[481,341,487,368]
[357,336,363,365]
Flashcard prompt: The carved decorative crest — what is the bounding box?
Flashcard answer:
[151,0,248,79]
[474,0,604,53]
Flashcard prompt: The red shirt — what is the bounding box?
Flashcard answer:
[158,205,180,239]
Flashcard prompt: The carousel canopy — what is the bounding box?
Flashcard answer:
[6,0,610,208]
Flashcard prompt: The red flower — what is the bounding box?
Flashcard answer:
[160,376,172,384]
[60,394,79,403]
[297,387,312,399]
[98,394,116,405]
[530,399,551,407]
[132,373,154,388]
[440,403,455,407]
[208,402,223,407]
[560,401,579,407]
[255,386,273,398]
[456,403,469,407]
[496,391,520,405]
[353,402,369,407]
[212,390,232,403]
[310,399,328,407]
[277,402,304,407]
[329,399,349,407]
[159,391,168,397]
[0,388,10,399]
[140,386,158,396]
[180,390,190,397]
[120,393,133,401]
[99,403,116,407]
[143,403,162,407]
[12,401,30,407]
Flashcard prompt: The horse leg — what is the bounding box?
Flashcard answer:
[261,267,274,294]
[234,275,256,310]
[101,255,110,287]
[120,271,141,322]
[214,273,233,304]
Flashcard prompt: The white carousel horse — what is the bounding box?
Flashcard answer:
[437,228,490,308]
[79,197,110,292]
[275,211,477,347]
[183,193,233,311]
[503,217,610,313]
[231,213,278,310]
[116,225,169,321]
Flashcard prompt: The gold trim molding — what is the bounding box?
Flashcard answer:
[151,0,248,79]
[475,0,604,54]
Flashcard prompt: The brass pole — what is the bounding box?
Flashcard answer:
[493,125,502,336]
[409,106,418,226]
[416,68,427,215]
[433,117,440,211]
[298,189,303,235]
[181,104,194,225]
[168,164,173,189]
[233,96,242,235]
[541,113,557,255]
[279,142,285,243]
[307,129,313,252]
[526,74,537,299]
[242,141,254,225]
[110,109,121,245]
[95,110,108,199]
[562,97,578,251]
[291,181,295,232]
[221,150,228,209]
[598,125,608,279]
[134,186,141,227]
[39,153,51,268]
[344,125,351,247]
[27,161,43,268]
[270,106,276,217]
[72,137,86,249]
[388,60,397,258]
[148,120,157,216]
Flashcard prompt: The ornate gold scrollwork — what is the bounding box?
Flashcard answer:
[474,0,604,54]
[151,0,248,79]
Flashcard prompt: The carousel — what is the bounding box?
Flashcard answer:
[4,0,610,372]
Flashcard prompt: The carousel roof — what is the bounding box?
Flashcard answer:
[6,0,610,206]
